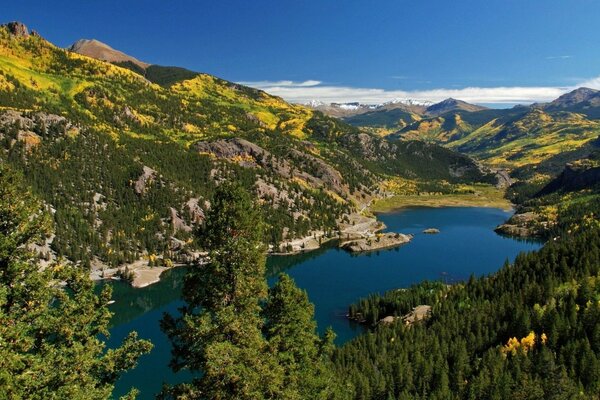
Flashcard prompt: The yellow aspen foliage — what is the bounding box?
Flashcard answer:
[502,331,539,356]
[502,337,521,356]
[520,331,536,352]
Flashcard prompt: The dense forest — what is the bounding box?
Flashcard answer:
[0,163,152,398]
[336,169,600,399]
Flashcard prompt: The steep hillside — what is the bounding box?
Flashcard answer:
[395,96,600,170]
[0,22,491,269]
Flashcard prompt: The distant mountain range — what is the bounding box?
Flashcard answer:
[306,97,481,118]
[311,87,600,173]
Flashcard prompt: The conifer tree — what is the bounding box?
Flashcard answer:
[264,273,347,399]
[0,163,152,399]
[161,183,349,399]
[161,183,282,399]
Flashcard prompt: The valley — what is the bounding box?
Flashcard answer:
[1,7,600,400]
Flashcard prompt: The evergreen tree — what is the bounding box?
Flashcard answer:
[161,183,282,399]
[264,273,347,399]
[161,183,349,399]
[0,163,152,399]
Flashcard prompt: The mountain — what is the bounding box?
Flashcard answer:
[306,100,429,136]
[400,107,600,169]
[309,98,488,135]
[546,87,600,109]
[542,87,600,119]
[425,98,488,116]
[307,99,429,117]
[69,38,150,69]
[0,22,491,269]
[371,89,600,171]
[69,38,201,87]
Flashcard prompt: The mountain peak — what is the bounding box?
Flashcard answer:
[425,98,487,116]
[549,87,600,108]
[69,38,150,69]
[3,21,29,37]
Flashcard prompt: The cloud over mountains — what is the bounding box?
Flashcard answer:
[239,77,600,106]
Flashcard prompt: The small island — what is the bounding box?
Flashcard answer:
[341,232,412,253]
[423,228,440,234]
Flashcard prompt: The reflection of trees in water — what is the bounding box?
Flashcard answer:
[266,241,339,277]
[98,267,189,327]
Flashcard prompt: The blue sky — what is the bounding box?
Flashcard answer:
[4,0,600,105]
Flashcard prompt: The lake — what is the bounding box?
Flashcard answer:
[104,206,542,399]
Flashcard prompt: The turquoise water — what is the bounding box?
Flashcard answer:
[104,207,542,399]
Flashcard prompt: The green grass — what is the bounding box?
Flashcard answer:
[371,184,512,212]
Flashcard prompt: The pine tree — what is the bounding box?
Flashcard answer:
[264,273,347,399]
[161,183,282,399]
[0,163,152,399]
[161,183,350,399]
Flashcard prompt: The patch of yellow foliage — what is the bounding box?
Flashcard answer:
[380,178,418,195]
[501,331,547,356]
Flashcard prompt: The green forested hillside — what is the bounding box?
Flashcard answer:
[397,106,600,170]
[337,190,600,399]
[0,23,491,268]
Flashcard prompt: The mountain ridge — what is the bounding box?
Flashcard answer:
[69,38,150,69]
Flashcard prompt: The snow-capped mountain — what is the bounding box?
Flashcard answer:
[304,98,431,117]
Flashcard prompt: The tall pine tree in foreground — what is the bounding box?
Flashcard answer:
[0,163,152,399]
[161,183,347,399]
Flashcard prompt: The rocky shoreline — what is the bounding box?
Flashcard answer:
[341,232,412,253]
[272,213,412,255]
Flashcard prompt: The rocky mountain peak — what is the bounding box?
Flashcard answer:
[549,87,600,108]
[4,21,29,37]
[69,38,150,69]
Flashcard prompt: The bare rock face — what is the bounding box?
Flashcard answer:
[185,198,205,223]
[169,207,192,233]
[134,166,157,194]
[5,22,29,37]
[194,137,350,196]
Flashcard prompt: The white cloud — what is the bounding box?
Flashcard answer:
[238,75,600,105]
[578,76,600,90]
[237,80,322,88]
[546,55,573,60]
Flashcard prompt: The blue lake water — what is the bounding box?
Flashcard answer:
[104,206,542,399]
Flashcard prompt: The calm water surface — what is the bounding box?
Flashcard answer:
[104,207,542,399]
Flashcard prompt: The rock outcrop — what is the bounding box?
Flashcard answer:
[134,166,157,194]
[495,211,546,237]
[342,232,412,253]
[5,22,29,37]
[194,137,350,196]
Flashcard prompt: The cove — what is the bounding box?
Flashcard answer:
[103,207,542,399]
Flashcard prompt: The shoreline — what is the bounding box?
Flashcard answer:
[370,193,513,214]
[97,189,513,288]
